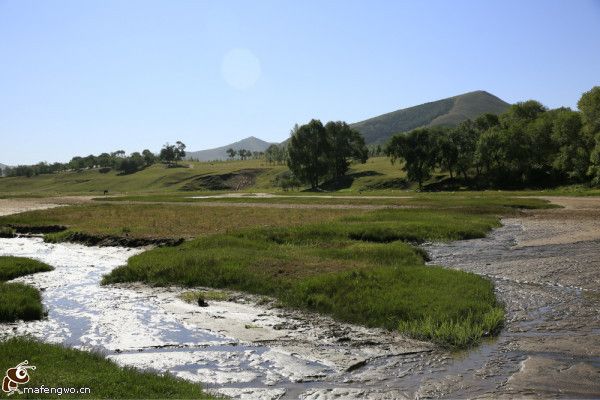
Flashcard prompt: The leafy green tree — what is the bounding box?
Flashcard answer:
[226,148,237,160]
[450,120,480,180]
[160,144,176,165]
[142,149,156,166]
[550,108,588,181]
[433,127,458,179]
[386,128,439,189]
[474,113,500,132]
[475,126,509,180]
[97,153,113,168]
[265,145,280,164]
[578,87,600,184]
[324,121,368,178]
[174,141,186,161]
[69,156,85,170]
[238,149,248,160]
[287,119,330,189]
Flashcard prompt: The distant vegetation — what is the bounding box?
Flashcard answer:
[386,86,600,189]
[3,141,186,178]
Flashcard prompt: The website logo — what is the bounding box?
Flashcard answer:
[2,361,35,396]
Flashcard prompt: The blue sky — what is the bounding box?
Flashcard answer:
[1,0,599,165]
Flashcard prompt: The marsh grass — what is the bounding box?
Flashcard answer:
[0,283,45,322]
[0,338,215,399]
[104,208,505,348]
[0,256,54,280]
[0,256,53,322]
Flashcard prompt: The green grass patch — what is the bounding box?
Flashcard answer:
[104,208,504,348]
[0,256,53,322]
[0,226,16,238]
[0,256,54,281]
[0,283,45,322]
[0,337,215,399]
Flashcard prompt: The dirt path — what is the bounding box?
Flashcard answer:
[0,196,93,216]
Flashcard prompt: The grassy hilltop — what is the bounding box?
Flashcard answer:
[0,157,412,196]
[351,90,509,145]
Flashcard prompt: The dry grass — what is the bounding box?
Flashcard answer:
[0,203,363,239]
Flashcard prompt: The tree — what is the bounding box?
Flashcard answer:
[142,149,156,166]
[265,144,280,164]
[160,144,176,165]
[160,141,186,166]
[97,153,113,168]
[174,141,186,162]
[226,148,237,160]
[287,119,330,189]
[324,121,368,178]
[578,87,600,184]
[551,108,588,181]
[432,127,458,179]
[386,128,438,189]
[238,149,249,160]
[450,120,480,180]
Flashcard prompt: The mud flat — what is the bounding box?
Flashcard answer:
[423,196,600,398]
[0,196,93,216]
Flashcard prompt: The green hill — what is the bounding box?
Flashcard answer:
[351,90,510,144]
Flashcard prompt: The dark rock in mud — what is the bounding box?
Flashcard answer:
[48,231,184,248]
[197,298,209,307]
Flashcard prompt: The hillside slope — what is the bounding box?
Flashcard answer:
[187,136,274,161]
[351,90,509,144]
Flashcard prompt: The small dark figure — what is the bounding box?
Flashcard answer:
[103,190,109,195]
[197,297,208,307]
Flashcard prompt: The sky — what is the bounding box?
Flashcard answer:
[1,0,600,165]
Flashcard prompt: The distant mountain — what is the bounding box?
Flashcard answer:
[350,90,510,145]
[186,136,275,161]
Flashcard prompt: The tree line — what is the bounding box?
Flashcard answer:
[386,86,600,189]
[4,141,186,177]
[224,148,265,161]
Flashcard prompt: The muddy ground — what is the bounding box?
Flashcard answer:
[424,196,600,398]
[0,196,598,398]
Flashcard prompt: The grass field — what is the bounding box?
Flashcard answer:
[0,338,215,399]
[0,203,362,239]
[94,192,559,210]
[102,207,509,348]
[0,256,53,322]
